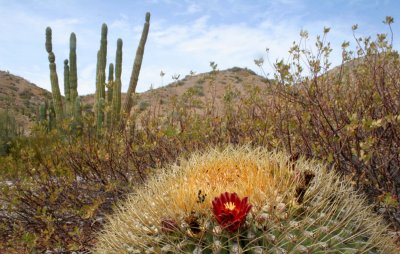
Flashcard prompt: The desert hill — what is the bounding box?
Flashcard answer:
[0,67,269,131]
[0,70,52,132]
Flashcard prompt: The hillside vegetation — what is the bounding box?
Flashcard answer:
[0,17,399,252]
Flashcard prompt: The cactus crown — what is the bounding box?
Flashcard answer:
[94,146,397,253]
[70,32,76,50]
[101,23,108,38]
[45,27,52,53]
[108,63,114,82]
[145,12,151,22]
[115,39,123,78]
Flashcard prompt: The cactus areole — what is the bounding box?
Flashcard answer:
[212,192,252,232]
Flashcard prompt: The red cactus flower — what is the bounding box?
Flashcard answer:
[212,192,252,232]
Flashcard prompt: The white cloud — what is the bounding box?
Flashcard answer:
[185,2,202,14]
[1,0,394,96]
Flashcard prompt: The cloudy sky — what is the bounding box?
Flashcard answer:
[0,0,398,94]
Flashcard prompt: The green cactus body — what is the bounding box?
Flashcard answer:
[95,50,101,104]
[95,24,108,129]
[38,102,47,122]
[112,39,123,123]
[96,97,105,131]
[107,63,114,103]
[93,146,398,254]
[106,63,114,128]
[74,96,82,121]
[45,27,52,53]
[63,59,70,116]
[123,12,150,117]
[96,23,107,101]
[46,27,64,122]
[71,96,82,133]
[48,101,56,131]
[69,32,78,109]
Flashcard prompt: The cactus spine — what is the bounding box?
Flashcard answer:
[106,63,114,128]
[94,146,398,253]
[112,39,123,123]
[123,12,150,117]
[45,27,64,122]
[69,33,78,110]
[63,59,70,116]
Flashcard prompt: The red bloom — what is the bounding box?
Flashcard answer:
[212,192,252,232]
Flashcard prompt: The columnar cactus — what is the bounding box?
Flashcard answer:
[96,97,105,132]
[96,24,107,102]
[93,146,398,253]
[63,59,70,116]
[112,38,123,122]
[106,63,114,128]
[107,63,114,104]
[69,32,78,109]
[38,102,47,123]
[48,101,56,130]
[72,96,82,132]
[123,12,150,117]
[45,27,64,121]
[74,96,82,119]
[95,24,108,129]
[43,13,150,129]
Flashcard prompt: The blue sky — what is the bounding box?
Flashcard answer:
[0,0,398,94]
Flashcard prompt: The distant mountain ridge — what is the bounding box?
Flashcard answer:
[0,70,52,132]
[0,67,269,132]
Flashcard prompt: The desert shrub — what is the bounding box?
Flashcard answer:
[187,84,205,97]
[139,100,150,112]
[196,77,206,85]
[19,89,33,100]
[0,112,230,252]
[266,23,400,228]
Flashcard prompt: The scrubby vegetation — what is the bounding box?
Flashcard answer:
[0,17,399,252]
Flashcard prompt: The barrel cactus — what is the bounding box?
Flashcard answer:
[94,146,398,253]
